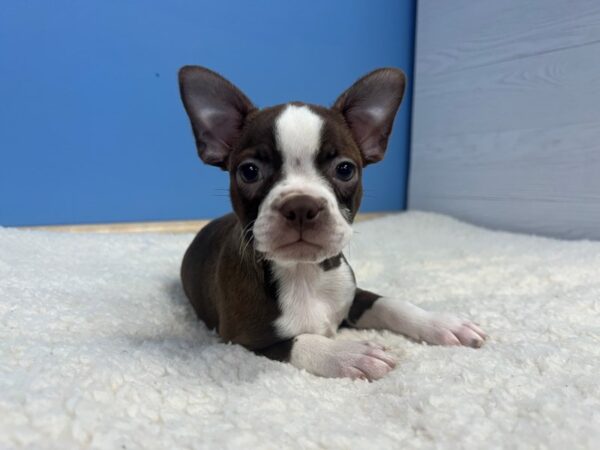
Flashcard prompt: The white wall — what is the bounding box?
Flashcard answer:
[409,0,600,239]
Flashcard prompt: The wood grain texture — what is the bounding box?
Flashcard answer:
[409,0,600,239]
[20,213,388,234]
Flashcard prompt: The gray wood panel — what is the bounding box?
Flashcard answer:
[409,0,600,239]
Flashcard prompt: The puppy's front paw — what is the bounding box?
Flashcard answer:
[420,314,487,348]
[329,341,397,381]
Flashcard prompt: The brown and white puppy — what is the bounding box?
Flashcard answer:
[179,66,486,381]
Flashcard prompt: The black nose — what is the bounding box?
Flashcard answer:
[278,195,324,227]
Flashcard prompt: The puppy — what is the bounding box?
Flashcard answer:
[179,66,486,380]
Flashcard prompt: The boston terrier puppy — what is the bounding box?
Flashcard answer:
[179,66,486,381]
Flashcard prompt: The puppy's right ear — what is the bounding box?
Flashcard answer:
[179,66,256,169]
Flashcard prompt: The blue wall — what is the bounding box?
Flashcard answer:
[0,1,415,226]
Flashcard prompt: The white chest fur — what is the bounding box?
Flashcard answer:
[272,259,356,338]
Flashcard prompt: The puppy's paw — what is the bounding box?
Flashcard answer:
[419,314,487,348]
[328,341,397,381]
[289,335,396,381]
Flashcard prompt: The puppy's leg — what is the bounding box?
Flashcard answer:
[347,289,487,348]
[258,334,396,381]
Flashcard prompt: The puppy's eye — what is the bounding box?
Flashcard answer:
[335,161,356,181]
[238,162,261,183]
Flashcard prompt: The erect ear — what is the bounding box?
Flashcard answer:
[179,66,256,169]
[333,68,406,165]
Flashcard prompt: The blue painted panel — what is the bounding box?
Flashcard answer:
[0,1,415,226]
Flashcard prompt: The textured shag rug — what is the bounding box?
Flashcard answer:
[1,212,599,449]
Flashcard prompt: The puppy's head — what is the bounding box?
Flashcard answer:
[179,67,405,264]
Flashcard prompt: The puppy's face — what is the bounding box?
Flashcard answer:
[229,104,361,263]
[179,67,405,263]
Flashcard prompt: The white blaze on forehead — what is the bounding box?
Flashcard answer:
[275,104,323,173]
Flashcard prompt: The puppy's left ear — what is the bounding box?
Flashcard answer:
[333,68,406,165]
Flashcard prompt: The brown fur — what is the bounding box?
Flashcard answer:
[181,213,283,350]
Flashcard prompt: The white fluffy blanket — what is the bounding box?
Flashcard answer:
[1,212,599,449]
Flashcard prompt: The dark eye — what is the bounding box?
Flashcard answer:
[238,162,261,183]
[335,161,356,181]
